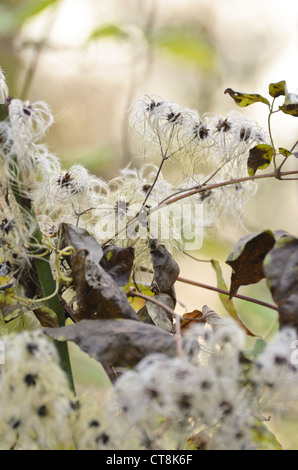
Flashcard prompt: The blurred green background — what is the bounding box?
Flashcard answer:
[1,0,297,448]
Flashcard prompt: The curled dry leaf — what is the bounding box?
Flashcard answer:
[211,260,256,336]
[201,305,228,326]
[180,305,227,332]
[59,223,137,321]
[136,293,174,332]
[263,234,298,330]
[149,243,180,311]
[72,251,138,321]
[100,245,134,287]
[45,319,177,368]
[150,243,180,295]
[60,223,103,266]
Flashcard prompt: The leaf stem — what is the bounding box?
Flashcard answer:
[8,159,75,393]
[267,98,277,170]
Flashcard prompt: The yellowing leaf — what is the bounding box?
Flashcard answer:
[269,80,286,98]
[279,147,292,157]
[279,103,298,117]
[247,144,275,176]
[224,88,270,107]
[252,418,283,450]
[211,260,256,336]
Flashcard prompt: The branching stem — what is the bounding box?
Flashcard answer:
[128,287,183,357]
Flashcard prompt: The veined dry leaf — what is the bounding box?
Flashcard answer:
[226,231,276,298]
[150,243,180,293]
[150,243,180,306]
[45,319,177,368]
[180,309,203,331]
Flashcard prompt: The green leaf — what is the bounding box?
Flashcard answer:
[211,260,256,336]
[0,104,8,122]
[252,417,283,450]
[87,23,129,42]
[224,88,270,107]
[226,231,276,298]
[278,147,292,157]
[279,103,298,117]
[269,80,286,98]
[247,144,275,176]
[252,338,267,358]
[263,234,298,329]
[14,0,60,24]
[152,27,215,71]
[0,0,60,36]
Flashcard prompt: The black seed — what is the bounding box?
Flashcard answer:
[23,107,31,116]
[89,420,100,428]
[219,401,234,415]
[26,342,39,355]
[274,355,288,365]
[9,417,22,429]
[24,373,38,387]
[96,432,110,445]
[37,405,48,417]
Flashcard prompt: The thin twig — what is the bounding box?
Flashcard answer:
[182,251,212,263]
[152,169,298,212]
[102,168,298,246]
[176,276,278,311]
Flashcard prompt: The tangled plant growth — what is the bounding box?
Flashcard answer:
[0,67,298,450]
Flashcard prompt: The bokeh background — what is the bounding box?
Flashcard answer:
[1,0,297,448]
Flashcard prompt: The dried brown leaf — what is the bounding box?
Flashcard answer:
[46,319,177,368]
